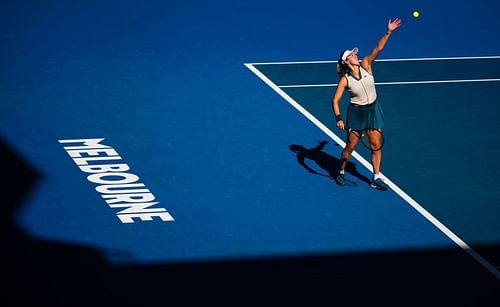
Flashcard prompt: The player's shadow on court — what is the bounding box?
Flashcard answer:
[289,140,371,185]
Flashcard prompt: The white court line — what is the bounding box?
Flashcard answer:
[244,62,500,280]
[249,55,500,66]
[279,78,500,88]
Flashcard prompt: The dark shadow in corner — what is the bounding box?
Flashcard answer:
[2,137,499,306]
[289,140,371,185]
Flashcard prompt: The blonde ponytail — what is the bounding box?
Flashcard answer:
[336,59,348,77]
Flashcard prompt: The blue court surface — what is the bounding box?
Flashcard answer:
[2,1,500,306]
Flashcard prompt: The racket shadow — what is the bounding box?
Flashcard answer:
[289,140,371,186]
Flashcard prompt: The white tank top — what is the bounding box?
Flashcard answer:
[345,65,377,105]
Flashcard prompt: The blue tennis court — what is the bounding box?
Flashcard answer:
[2,1,500,306]
[248,56,500,271]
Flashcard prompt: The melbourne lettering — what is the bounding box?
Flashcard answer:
[58,138,174,224]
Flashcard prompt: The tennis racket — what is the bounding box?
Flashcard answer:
[349,129,384,151]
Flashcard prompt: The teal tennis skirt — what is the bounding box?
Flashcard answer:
[346,100,385,131]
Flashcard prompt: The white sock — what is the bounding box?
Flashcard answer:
[374,173,382,180]
[339,169,345,175]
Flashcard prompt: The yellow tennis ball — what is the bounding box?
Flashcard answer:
[413,11,420,18]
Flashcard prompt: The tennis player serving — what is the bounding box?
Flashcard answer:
[332,18,401,190]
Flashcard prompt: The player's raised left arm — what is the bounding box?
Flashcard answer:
[362,19,401,68]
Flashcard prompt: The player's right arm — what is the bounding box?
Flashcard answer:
[332,76,347,130]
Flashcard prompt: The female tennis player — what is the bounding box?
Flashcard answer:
[331,18,401,190]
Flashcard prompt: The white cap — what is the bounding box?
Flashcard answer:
[341,47,358,63]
